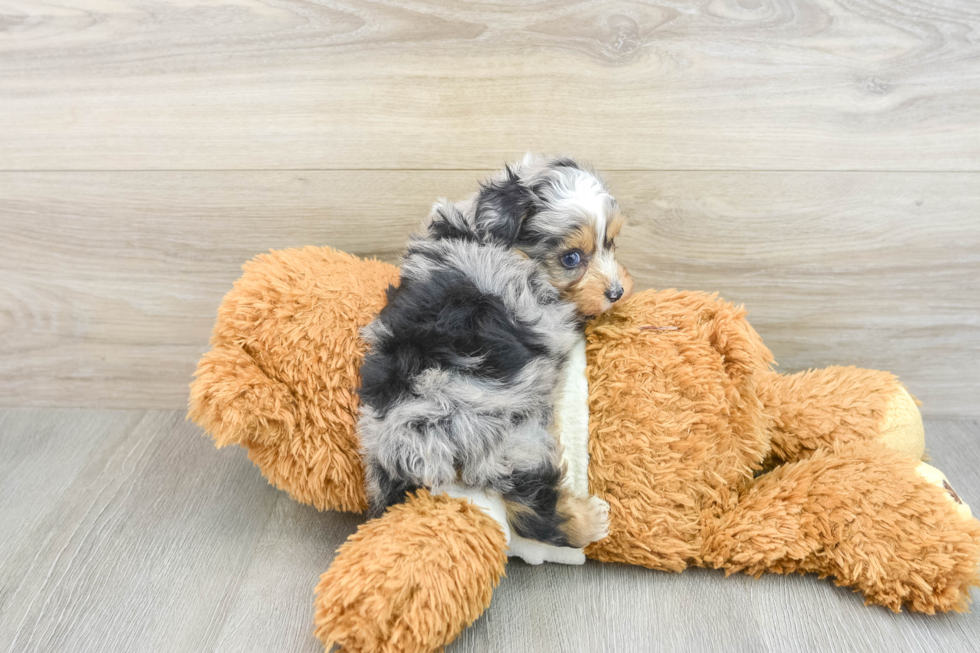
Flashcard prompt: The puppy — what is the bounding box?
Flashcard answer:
[357,154,633,548]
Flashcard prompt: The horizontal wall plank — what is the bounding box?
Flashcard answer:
[1,0,978,171]
[1,170,977,415]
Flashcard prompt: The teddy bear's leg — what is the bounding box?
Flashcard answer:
[314,489,508,653]
[758,366,925,464]
[701,442,980,613]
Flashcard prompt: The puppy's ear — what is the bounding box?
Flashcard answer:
[426,199,479,242]
[474,165,537,246]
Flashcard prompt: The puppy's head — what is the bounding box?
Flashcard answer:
[473,154,633,317]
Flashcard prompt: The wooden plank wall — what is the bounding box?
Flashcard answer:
[1,0,978,415]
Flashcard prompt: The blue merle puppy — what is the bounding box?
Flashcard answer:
[357,154,633,547]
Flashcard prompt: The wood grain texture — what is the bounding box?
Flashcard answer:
[3,0,978,647]
[1,409,978,652]
[1,170,977,415]
[1,0,979,171]
[0,410,290,653]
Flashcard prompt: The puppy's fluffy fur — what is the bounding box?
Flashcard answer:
[358,155,632,547]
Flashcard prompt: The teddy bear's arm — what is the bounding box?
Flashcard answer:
[314,489,508,653]
[757,366,925,465]
[189,247,402,513]
[701,441,980,613]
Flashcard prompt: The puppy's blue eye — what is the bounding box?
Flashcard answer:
[560,251,582,268]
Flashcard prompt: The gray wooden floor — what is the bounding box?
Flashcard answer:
[1,409,978,653]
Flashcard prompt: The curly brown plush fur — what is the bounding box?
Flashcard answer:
[189,247,398,512]
[189,247,980,653]
[580,290,980,612]
[314,490,507,653]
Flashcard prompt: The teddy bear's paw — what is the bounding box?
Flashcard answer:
[916,462,973,519]
[878,386,925,459]
[562,495,610,547]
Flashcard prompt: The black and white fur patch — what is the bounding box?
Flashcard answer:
[358,154,618,548]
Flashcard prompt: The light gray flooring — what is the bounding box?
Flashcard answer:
[1,409,979,653]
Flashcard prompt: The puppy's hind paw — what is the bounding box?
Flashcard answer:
[561,494,610,548]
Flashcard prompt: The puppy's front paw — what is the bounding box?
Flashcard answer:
[561,494,610,548]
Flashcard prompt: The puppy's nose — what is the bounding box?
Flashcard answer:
[605,285,624,303]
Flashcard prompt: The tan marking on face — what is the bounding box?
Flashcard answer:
[564,263,611,316]
[619,262,634,299]
[542,217,632,317]
[562,226,597,258]
[606,213,625,243]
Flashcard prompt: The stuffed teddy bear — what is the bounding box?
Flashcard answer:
[189,246,980,653]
